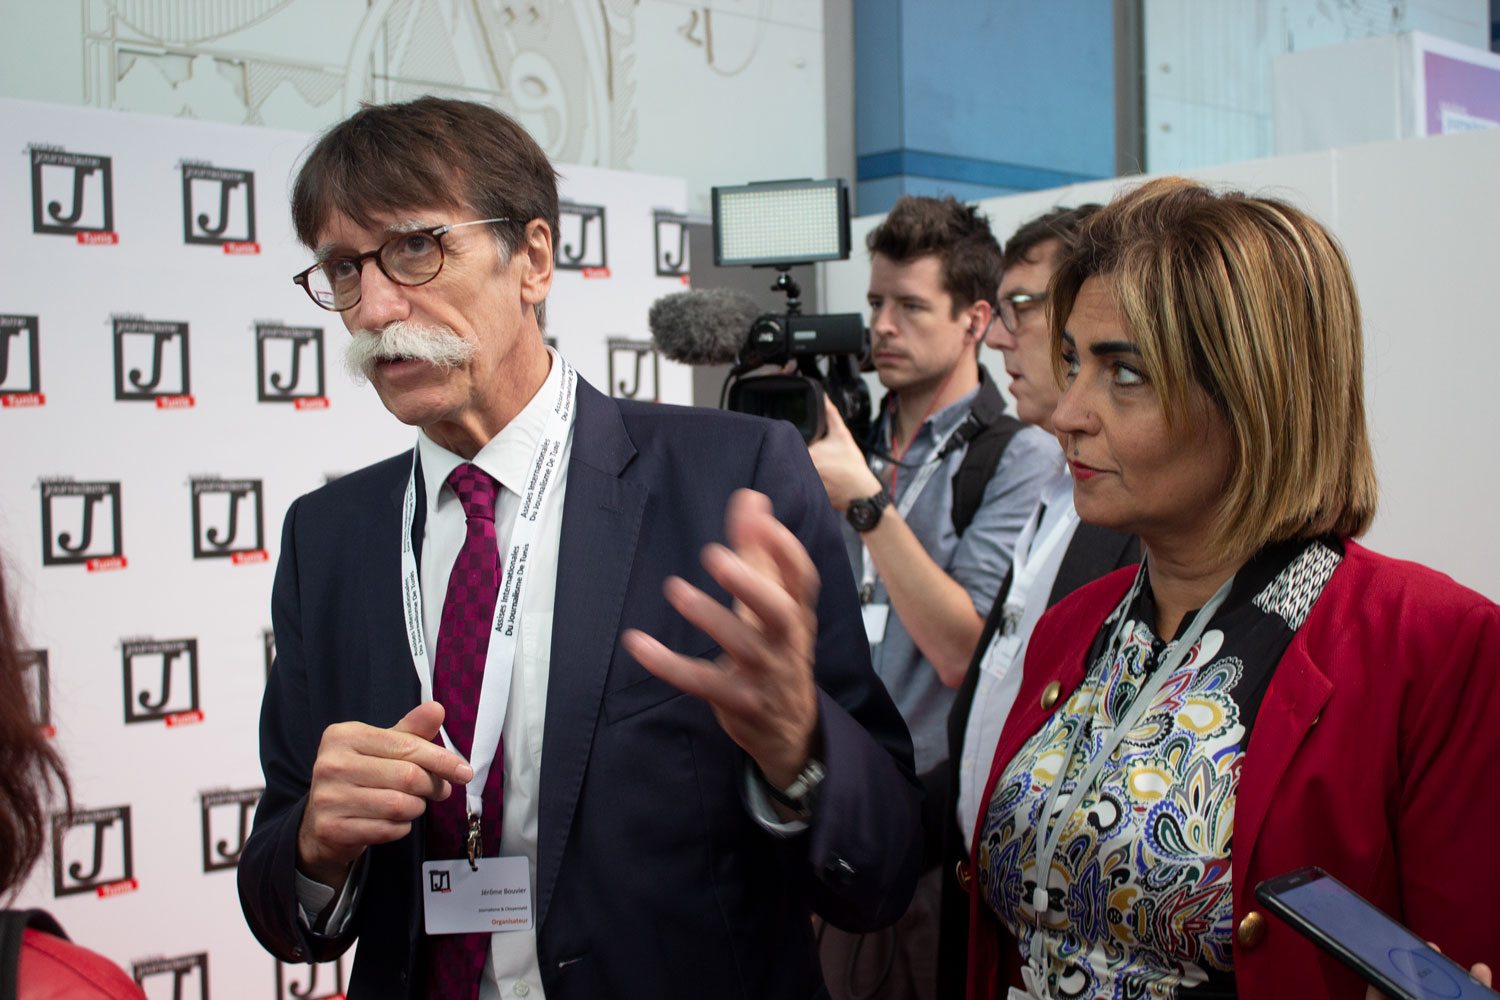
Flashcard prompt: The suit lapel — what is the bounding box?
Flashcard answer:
[1235,641,1331,906]
[535,381,646,929]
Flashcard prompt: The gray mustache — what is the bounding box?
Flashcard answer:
[344,323,476,383]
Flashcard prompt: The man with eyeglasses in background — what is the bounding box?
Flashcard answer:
[934,205,1141,1000]
[806,196,1055,1000]
[238,96,922,1000]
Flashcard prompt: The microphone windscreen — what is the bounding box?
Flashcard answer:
[648,288,761,366]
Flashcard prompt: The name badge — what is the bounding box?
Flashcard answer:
[861,603,890,645]
[421,857,533,935]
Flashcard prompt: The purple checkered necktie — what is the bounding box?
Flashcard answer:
[423,463,506,1000]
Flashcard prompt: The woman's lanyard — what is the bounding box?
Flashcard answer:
[396,356,576,862]
[1023,566,1235,985]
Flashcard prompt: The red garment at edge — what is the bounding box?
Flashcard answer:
[17,928,146,1000]
[965,539,1500,1000]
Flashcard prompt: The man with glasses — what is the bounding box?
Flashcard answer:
[239,97,921,1000]
[806,196,1054,1000]
[934,205,1141,1000]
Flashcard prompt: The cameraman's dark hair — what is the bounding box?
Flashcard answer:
[1001,203,1103,272]
[866,196,1003,315]
[0,554,70,897]
[291,97,559,327]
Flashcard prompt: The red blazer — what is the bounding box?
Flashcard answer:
[966,540,1500,999]
[17,928,146,1000]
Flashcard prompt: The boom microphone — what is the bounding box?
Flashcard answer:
[647,288,761,366]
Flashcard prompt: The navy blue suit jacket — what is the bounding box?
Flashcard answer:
[238,377,922,999]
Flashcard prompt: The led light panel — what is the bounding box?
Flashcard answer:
[712,179,850,267]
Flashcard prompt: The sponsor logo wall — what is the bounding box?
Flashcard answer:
[1,97,690,995]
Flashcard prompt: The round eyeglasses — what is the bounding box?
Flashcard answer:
[292,218,510,312]
[997,290,1048,334]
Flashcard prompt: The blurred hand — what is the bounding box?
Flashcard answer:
[296,701,474,889]
[807,398,882,511]
[623,489,820,788]
[1363,946,1491,999]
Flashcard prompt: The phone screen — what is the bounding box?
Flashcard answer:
[1267,872,1494,1000]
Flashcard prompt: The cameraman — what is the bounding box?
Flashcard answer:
[808,195,1054,1000]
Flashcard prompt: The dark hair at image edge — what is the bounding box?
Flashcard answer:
[1002,203,1104,272]
[0,553,70,897]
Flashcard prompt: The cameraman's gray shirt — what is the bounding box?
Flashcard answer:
[845,387,1054,776]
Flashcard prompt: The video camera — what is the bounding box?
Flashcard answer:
[647,179,871,444]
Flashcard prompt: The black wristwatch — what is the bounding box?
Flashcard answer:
[846,488,892,533]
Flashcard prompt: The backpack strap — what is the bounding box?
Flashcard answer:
[949,367,1023,537]
[0,910,68,1000]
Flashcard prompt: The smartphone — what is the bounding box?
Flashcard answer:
[1255,866,1498,1000]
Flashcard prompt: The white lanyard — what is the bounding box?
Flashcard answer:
[1000,501,1078,638]
[1023,566,1235,989]
[398,357,576,864]
[859,417,969,602]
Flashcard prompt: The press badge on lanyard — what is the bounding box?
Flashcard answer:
[400,357,576,934]
[421,857,533,934]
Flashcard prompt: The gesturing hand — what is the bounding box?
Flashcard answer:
[296,700,474,889]
[623,489,820,789]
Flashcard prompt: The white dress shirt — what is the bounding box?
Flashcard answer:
[298,349,571,1000]
[957,458,1077,852]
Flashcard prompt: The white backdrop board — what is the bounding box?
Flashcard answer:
[821,125,1500,601]
[0,96,689,1000]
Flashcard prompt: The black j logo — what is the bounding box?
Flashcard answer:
[277,956,347,1000]
[556,202,607,270]
[114,320,190,401]
[133,953,208,1000]
[654,210,689,277]
[191,479,265,559]
[40,481,123,566]
[182,165,256,245]
[122,639,200,723]
[608,338,660,401]
[51,805,133,895]
[256,325,325,402]
[31,150,114,235]
[1,316,42,396]
[201,788,261,872]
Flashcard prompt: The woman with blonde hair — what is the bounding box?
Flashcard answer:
[964,177,1500,999]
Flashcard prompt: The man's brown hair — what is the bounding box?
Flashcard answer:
[1050,176,1378,562]
[291,96,559,262]
[1001,203,1102,272]
[866,195,1003,315]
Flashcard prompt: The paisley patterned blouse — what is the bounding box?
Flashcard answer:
[976,539,1342,999]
